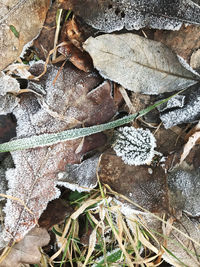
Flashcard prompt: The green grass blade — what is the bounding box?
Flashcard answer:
[0,93,178,153]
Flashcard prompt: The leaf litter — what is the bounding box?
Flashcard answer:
[0,61,117,243]
[1,1,200,266]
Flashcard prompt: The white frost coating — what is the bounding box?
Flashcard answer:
[0,72,20,95]
[160,86,200,128]
[91,248,121,267]
[57,155,99,192]
[57,181,97,192]
[168,169,200,216]
[0,72,20,115]
[80,0,200,33]
[113,127,156,166]
[157,95,185,112]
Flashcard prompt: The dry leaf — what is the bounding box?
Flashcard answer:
[0,0,50,71]
[138,213,200,267]
[57,154,99,192]
[59,0,200,32]
[33,1,58,60]
[84,33,199,94]
[154,25,200,64]
[0,227,50,267]
[98,150,169,213]
[2,62,117,243]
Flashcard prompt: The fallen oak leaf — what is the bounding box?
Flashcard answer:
[0,62,117,243]
[83,33,199,94]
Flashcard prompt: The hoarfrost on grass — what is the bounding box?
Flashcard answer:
[113,127,156,166]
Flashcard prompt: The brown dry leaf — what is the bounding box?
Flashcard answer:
[0,227,50,267]
[38,198,73,229]
[33,1,58,61]
[98,150,169,213]
[154,25,200,65]
[0,0,50,71]
[2,62,117,243]
[58,42,93,72]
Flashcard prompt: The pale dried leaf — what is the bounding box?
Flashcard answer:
[0,227,50,267]
[0,0,50,70]
[84,33,199,94]
[60,0,200,32]
[180,131,200,163]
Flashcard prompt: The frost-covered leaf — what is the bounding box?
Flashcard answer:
[84,33,199,94]
[113,127,156,165]
[159,84,200,128]
[98,151,169,213]
[0,0,50,71]
[2,62,117,243]
[0,155,13,201]
[0,73,20,115]
[0,227,50,267]
[168,168,200,216]
[57,154,99,192]
[156,95,185,112]
[59,0,200,32]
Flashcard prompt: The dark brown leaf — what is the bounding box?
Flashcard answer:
[98,150,169,213]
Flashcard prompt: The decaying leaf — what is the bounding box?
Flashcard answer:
[98,151,169,213]
[0,227,50,267]
[0,73,20,115]
[33,0,58,60]
[59,0,200,32]
[57,154,99,192]
[154,25,200,65]
[84,33,199,94]
[159,84,200,128]
[168,168,200,216]
[0,0,50,71]
[133,213,200,266]
[1,62,117,243]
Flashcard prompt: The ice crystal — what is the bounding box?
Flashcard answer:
[113,127,156,166]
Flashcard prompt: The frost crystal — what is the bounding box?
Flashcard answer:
[113,127,156,166]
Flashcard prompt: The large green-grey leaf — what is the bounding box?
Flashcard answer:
[84,33,199,94]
